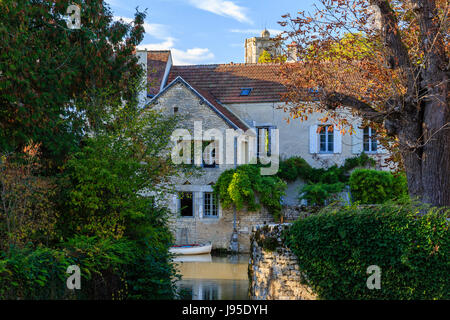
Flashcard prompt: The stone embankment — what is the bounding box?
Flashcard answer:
[248,223,317,300]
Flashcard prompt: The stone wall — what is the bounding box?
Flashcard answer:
[249,224,317,300]
[169,206,275,253]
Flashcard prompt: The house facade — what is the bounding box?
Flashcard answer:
[136,32,389,252]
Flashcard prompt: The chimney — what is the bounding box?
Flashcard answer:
[135,49,148,107]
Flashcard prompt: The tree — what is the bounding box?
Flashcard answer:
[258,50,274,63]
[0,0,146,166]
[278,0,449,206]
[0,144,58,251]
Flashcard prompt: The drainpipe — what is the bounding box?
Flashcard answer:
[229,136,239,253]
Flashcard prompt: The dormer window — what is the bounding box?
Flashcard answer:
[240,88,252,96]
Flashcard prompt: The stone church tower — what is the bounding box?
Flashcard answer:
[244,29,278,63]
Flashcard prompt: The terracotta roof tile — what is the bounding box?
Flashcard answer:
[147,51,171,96]
[168,63,287,104]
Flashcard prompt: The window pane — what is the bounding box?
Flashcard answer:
[180,192,193,216]
[204,193,217,217]
[327,130,333,152]
[371,139,377,152]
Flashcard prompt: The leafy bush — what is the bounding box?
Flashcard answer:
[284,202,449,299]
[278,157,313,182]
[214,165,286,220]
[0,245,71,300]
[300,182,345,206]
[349,169,408,204]
[278,154,377,206]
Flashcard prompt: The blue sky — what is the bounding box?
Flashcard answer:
[106,0,316,65]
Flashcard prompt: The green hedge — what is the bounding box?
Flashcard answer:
[283,203,449,299]
[0,234,177,300]
[349,169,408,204]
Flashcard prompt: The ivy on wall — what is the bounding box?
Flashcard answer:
[213,165,286,220]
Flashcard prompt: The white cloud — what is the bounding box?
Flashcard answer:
[138,40,215,65]
[230,28,283,36]
[113,16,171,40]
[171,48,215,65]
[137,38,177,51]
[117,16,215,65]
[188,0,252,24]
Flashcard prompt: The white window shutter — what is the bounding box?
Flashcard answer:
[333,126,342,153]
[173,194,179,213]
[352,128,363,154]
[309,125,318,153]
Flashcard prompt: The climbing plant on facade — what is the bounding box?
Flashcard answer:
[213,165,286,220]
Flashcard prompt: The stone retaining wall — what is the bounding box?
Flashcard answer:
[248,224,317,300]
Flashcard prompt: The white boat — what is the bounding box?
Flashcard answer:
[169,242,212,255]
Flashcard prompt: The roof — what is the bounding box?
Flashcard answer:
[148,76,250,131]
[167,63,287,104]
[147,51,171,96]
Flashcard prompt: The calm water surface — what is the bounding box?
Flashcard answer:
[174,254,249,300]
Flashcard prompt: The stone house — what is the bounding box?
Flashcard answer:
[136,32,389,253]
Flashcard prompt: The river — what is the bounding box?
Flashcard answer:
[174,254,250,300]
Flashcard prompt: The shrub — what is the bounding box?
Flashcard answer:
[214,165,287,220]
[278,157,313,182]
[300,182,345,206]
[278,154,377,206]
[349,169,408,204]
[283,202,449,299]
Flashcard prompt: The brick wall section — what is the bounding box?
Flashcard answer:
[249,224,317,300]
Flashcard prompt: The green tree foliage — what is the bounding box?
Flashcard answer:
[213,165,286,220]
[57,103,180,299]
[308,32,375,61]
[0,92,181,299]
[0,0,146,165]
[258,50,273,63]
[349,169,409,204]
[284,202,450,299]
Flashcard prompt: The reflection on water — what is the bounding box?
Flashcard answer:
[174,254,249,300]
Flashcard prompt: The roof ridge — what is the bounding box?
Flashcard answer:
[172,62,283,68]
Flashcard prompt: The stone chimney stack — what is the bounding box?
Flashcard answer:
[287,41,298,62]
[136,49,148,107]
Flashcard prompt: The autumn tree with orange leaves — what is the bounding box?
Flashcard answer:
[278,0,449,207]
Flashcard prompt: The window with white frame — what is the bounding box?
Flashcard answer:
[203,192,218,217]
[319,125,334,153]
[363,127,377,153]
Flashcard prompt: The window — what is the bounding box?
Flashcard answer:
[257,127,271,157]
[319,125,334,153]
[202,141,217,168]
[179,192,193,217]
[363,127,377,153]
[173,106,179,113]
[240,88,252,96]
[204,192,218,217]
[202,285,218,300]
